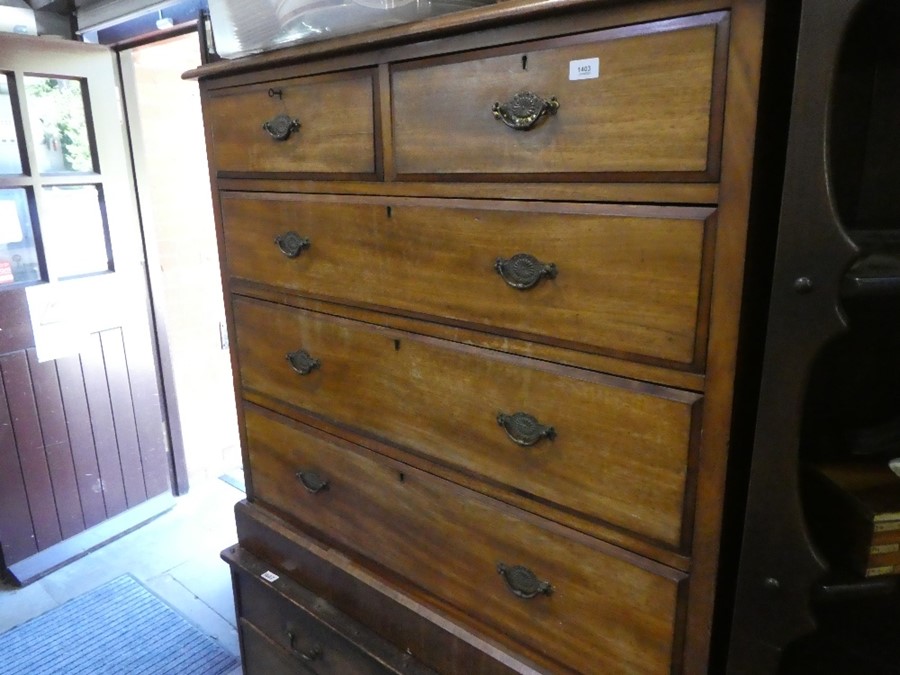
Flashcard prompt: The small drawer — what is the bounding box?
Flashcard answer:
[234,297,701,549]
[390,12,728,179]
[226,546,431,674]
[244,406,686,674]
[205,70,376,175]
[222,194,713,366]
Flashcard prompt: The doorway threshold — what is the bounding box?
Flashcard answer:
[4,492,175,587]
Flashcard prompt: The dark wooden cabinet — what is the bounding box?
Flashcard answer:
[189,0,784,671]
[728,1,900,673]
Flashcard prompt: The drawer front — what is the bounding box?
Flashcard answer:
[241,620,314,675]
[206,71,376,175]
[245,405,685,674]
[391,13,727,177]
[234,297,699,548]
[235,570,403,674]
[222,195,712,366]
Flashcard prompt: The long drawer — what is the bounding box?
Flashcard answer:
[205,70,377,175]
[222,194,713,366]
[244,404,685,674]
[390,12,728,178]
[234,296,700,549]
[226,545,433,674]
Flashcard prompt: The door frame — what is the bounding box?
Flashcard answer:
[115,29,198,497]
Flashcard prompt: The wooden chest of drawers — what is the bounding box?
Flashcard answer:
[224,544,436,674]
[189,1,771,671]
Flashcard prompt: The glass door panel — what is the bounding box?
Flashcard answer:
[41,184,111,278]
[23,76,96,174]
[0,188,41,285]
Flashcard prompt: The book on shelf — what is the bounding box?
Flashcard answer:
[806,461,900,577]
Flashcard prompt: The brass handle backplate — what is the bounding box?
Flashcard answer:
[286,630,323,661]
[298,645,323,661]
[286,349,320,375]
[296,470,329,494]
[275,231,310,258]
[263,113,300,141]
[497,412,556,446]
[497,563,553,599]
[492,91,559,131]
[495,253,557,290]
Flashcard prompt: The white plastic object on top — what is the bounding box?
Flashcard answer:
[207,0,492,58]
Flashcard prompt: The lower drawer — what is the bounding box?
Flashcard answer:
[245,404,686,674]
[234,295,699,549]
[226,545,433,675]
[241,620,312,675]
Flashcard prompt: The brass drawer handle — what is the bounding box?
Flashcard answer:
[495,253,557,290]
[296,470,329,494]
[286,349,320,375]
[263,113,300,141]
[492,91,559,131]
[298,645,323,661]
[497,412,556,447]
[275,231,310,258]
[286,630,323,661]
[497,563,553,599]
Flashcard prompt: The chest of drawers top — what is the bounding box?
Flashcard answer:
[192,1,731,190]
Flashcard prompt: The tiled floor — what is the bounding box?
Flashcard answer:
[0,477,244,675]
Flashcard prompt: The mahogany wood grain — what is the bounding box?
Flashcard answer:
[241,387,691,572]
[0,351,62,553]
[231,283,707,392]
[390,14,725,179]
[681,0,768,671]
[223,195,713,367]
[216,178,720,204]
[232,550,435,674]
[0,361,39,565]
[194,0,774,671]
[377,64,395,181]
[206,70,377,176]
[234,502,541,675]
[244,406,685,674]
[234,297,700,549]
[26,349,85,540]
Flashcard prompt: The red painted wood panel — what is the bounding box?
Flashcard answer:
[27,349,85,539]
[100,329,148,507]
[0,291,35,355]
[0,367,38,565]
[55,354,108,529]
[123,323,170,498]
[0,351,62,551]
[80,332,128,518]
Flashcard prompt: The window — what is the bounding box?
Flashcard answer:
[0,72,112,289]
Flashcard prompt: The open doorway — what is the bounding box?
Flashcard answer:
[119,32,241,492]
[0,26,243,646]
